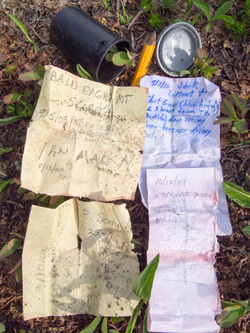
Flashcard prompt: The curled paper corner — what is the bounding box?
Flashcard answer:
[203,76,221,96]
[44,64,52,71]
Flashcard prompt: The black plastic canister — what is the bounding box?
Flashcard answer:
[50,6,131,83]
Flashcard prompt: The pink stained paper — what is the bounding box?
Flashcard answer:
[146,168,222,333]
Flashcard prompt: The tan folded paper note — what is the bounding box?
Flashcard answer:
[21,65,148,201]
[22,198,140,320]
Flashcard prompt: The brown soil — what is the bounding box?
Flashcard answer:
[0,1,249,332]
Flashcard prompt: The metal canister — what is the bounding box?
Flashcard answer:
[156,22,202,77]
[50,6,131,83]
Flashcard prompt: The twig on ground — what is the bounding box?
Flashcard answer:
[116,0,120,19]
[128,9,144,30]
[30,25,48,44]
[130,30,135,51]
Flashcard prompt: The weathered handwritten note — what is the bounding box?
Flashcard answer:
[147,252,221,333]
[148,167,217,212]
[139,75,232,236]
[21,65,148,201]
[22,198,139,320]
[148,168,219,255]
[147,168,221,333]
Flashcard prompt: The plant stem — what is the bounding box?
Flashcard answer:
[183,1,193,21]
[18,99,33,115]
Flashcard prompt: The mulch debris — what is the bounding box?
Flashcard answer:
[0,0,249,332]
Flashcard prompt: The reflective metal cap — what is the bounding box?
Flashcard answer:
[156,22,202,77]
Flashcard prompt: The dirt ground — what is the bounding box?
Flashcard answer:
[0,0,249,332]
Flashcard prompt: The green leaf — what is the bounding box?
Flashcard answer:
[22,191,42,201]
[109,331,119,333]
[222,181,250,208]
[49,196,65,209]
[206,58,214,64]
[231,92,247,113]
[0,179,14,192]
[10,232,25,239]
[206,23,213,30]
[217,305,243,328]
[79,316,102,333]
[37,64,45,78]
[9,14,38,53]
[102,0,111,10]
[15,263,22,283]
[125,299,144,333]
[210,65,218,73]
[109,46,118,53]
[0,146,13,155]
[221,98,238,120]
[214,1,233,17]
[0,116,21,126]
[126,49,133,60]
[232,299,249,309]
[241,107,249,116]
[242,226,250,236]
[112,51,129,66]
[119,15,126,24]
[221,300,236,308]
[111,317,124,322]
[193,68,199,75]
[24,63,36,71]
[132,254,159,302]
[76,64,94,80]
[0,323,5,333]
[4,93,22,104]
[193,1,211,20]
[180,70,191,76]
[5,62,18,73]
[126,58,135,67]
[32,43,38,53]
[128,15,133,22]
[0,238,22,259]
[105,52,114,62]
[213,117,233,125]
[213,15,234,24]
[234,118,247,133]
[143,306,149,333]
[231,91,243,110]
[197,48,208,59]
[19,71,41,81]
[9,14,31,41]
[8,259,22,274]
[191,13,201,25]
[101,317,108,333]
[131,238,142,248]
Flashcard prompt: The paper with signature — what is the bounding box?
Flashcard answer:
[147,168,221,333]
[22,198,139,320]
[139,75,232,236]
[21,65,148,201]
[147,168,219,256]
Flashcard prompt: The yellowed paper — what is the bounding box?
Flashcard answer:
[21,65,148,201]
[22,198,140,320]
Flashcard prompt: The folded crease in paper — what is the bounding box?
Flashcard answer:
[139,75,232,235]
[139,75,231,333]
[21,65,148,201]
[146,168,222,333]
[22,198,140,320]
